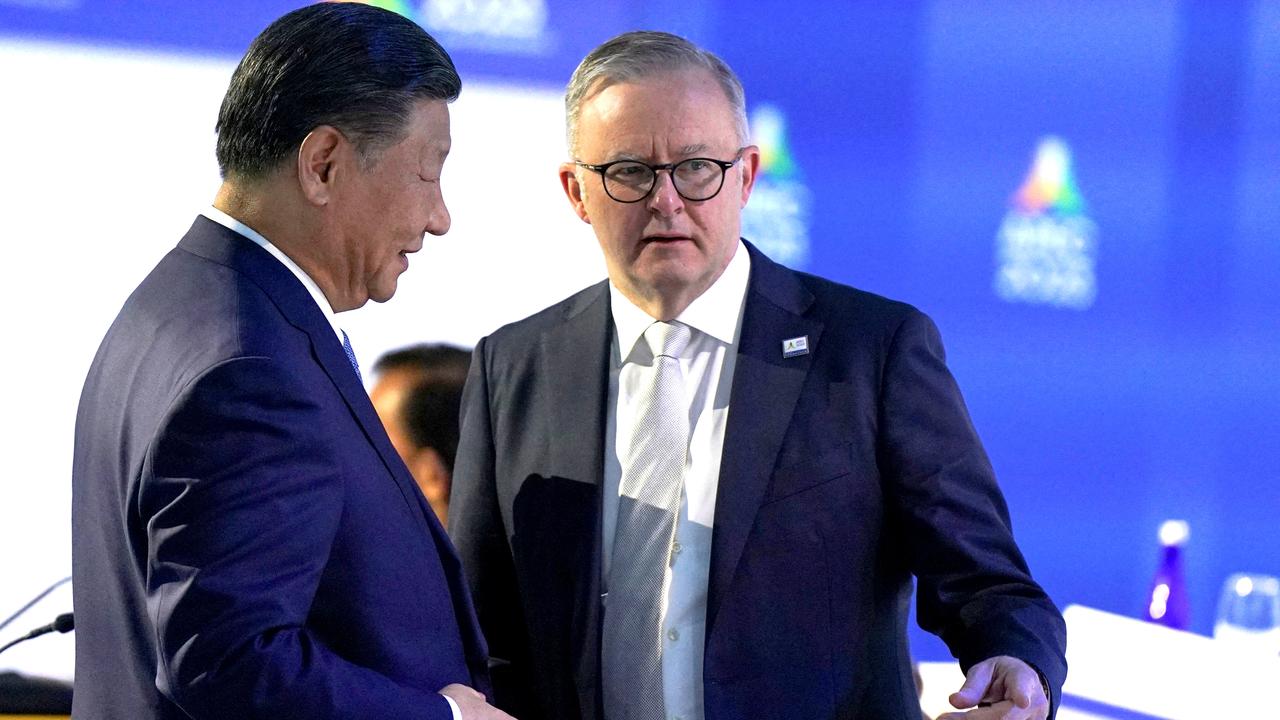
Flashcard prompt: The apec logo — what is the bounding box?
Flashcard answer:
[421,0,548,43]
[742,104,812,269]
[335,0,551,53]
[993,136,1098,310]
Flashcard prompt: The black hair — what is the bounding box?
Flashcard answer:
[402,378,465,473]
[215,3,460,180]
[373,343,471,385]
[373,343,471,469]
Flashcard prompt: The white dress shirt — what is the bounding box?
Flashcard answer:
[201,206,346,345]
[200,207,462,720]
[603,240,751,720]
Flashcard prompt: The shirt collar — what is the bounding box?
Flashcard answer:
[609,239,751,360]
[201,206,345,342]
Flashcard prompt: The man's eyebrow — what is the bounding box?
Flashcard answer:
[599,151,646,163]
[601,145,712,163]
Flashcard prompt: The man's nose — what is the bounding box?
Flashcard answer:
[646,169,684,216]
[426,193,451,236]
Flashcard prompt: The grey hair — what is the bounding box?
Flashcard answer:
[565,30,749,156]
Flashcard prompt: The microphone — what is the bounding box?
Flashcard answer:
[0,576,71,634]
[0,613,74,657]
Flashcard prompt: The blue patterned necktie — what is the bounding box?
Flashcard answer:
[341,330,362,382]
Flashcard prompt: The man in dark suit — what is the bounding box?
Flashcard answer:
[71,5,511,719]
[450,31,1066,720]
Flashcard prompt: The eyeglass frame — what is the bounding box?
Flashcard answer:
[574,147,750,203]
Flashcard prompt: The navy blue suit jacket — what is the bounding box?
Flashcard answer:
[71,217,490,719]
[450,242,1066,720]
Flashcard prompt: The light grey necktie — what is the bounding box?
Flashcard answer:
[603,321,692,720]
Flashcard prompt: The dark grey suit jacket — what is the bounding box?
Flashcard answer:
[450,242,1066,720]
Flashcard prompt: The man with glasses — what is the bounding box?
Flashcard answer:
[451,31,1066,720]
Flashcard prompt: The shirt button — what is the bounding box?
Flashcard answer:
[667,628,679,642]
[672,542,682,555]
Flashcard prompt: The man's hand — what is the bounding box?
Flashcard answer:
[439,683,517,720]
[936,655,1049,720]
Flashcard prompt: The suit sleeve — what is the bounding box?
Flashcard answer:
[450,337,541,718]
[876,310,1068,714]
[142,356,453,720]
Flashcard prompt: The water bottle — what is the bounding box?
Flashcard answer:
[1143,519,1190,630]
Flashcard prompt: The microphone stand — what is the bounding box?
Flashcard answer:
[0,575,71,634]
[0,576,75,714]
[0,613,75,657]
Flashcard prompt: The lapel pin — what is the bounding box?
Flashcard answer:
[782,335,809,358]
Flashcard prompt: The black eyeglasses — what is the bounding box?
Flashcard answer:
[575,148,747,203]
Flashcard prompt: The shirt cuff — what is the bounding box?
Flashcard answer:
[443,693,462,720]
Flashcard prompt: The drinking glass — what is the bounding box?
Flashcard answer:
[1213,573,1280,657]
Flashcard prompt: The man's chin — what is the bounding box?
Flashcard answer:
[634,269,718,306]
[637,254,726,292]
[367,283,398,305]
[633,266,695,292]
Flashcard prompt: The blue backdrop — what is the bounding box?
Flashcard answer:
[4,0,1277,661]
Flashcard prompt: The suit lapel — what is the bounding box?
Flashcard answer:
[539,282,611,720]
[178,217,454,555]
[542,282,611,504]
[181,217,490,684]
[706,244,822,636]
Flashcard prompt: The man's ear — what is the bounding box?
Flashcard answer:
[297,125,345,207]
[737,144,761,208]
[559,162,592,224]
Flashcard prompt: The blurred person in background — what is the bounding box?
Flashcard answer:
[70,4,507,719]
[451,30,1065,720]
[373,344,472,526]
